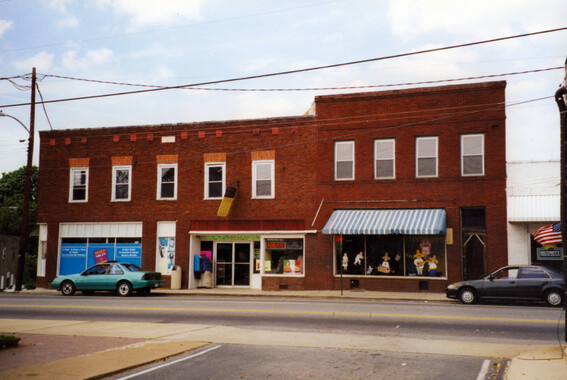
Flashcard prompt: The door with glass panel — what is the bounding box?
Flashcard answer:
[215,242,251,287]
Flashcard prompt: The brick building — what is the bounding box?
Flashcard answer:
[36,81,507,293]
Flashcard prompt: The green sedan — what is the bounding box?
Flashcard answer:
[51,261,164,296]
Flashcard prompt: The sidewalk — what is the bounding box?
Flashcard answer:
[2,288,567,379]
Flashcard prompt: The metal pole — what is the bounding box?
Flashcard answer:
[554,58,567,342]
[15,67,35,291]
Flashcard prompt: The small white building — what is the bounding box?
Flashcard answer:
[507,161,561,269]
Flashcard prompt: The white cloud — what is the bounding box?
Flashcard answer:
[0,19,13,38]
[48,0,76,12]
[14,51,55,71]
[57,15,79,28]
[62,48,114,70]
[95,0,205,29]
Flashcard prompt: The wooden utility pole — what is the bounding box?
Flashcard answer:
[15,67,35,291]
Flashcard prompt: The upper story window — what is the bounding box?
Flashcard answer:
[461,134,484,176]
[374,139,395,179]
[334,141,354,180]
[252,160,274,199]
[69,167,88,202]
[205,162,225,199]
[416,136,438,178]
[112,165,131,201]
[157,164,177,200]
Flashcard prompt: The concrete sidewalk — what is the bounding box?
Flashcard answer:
[1,288,567,379]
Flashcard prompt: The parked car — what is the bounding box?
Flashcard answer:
[51,261,164,296]
[445,265,565,307]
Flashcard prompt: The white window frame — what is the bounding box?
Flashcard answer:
[69,167,88,202]
[334,140,355,180]
[374,139,395,179]
[461,134,485,176]
[416,136,438,178]
[204,162,226,200]
[157,163,178,200]
[252,159,275,199]
[112,165,132,202]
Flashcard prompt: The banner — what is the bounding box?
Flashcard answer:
[217,186,237,217]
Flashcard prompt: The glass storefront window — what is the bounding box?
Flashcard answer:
[336,235,445,277]
[264,238,304,275]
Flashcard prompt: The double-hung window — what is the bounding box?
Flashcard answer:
[335,141,354,180]
[252,160,274,199]
[69,167,88,202]
[112,165,131,201]
[374,139,395,179]
[416,136,438,178]
[461,134,484,176]
[157,164,177,200]
[205,162,225,199]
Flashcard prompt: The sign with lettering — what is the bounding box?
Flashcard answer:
[93,248,108,263]
[537,246,563,260]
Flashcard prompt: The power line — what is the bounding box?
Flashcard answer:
[1,26,566,109]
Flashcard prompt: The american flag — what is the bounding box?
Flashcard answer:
[532,222,562,245]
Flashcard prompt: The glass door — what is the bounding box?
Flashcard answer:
[215,242,251,287]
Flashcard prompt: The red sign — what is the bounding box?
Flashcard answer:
[266,241,286,249]
[93,248,108,263]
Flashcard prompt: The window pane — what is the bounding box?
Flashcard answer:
[336,142,353,160]
[161,183,174,198]
[336,162,353,179]
[375,140,394,159]
[256,163,271,180]
[209,166,222,182]
[73,188,86,200]
[376,160,394,178]
[115,169,129,184]
[115,184,129,199]
[418,138,436,156]
[463,155,483,175]
[418,157,436,176]
[161,167,175,183]
[463,135,483,155]
[74,171,86,186]
[209,182,223,198]
[256,179,271,196]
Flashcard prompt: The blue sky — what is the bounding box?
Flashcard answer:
[1,0,566,175]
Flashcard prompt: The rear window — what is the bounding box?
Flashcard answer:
[122,263,142,272]
[519,267,550,279]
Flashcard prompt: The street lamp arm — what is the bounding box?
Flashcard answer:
[0,110,30,134]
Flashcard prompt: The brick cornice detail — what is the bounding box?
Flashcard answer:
[156,154,178,164]
[68,158,90,167]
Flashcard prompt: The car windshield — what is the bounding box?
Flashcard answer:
[121,263,142,272]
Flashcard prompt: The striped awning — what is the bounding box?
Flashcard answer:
[322,209,446,235]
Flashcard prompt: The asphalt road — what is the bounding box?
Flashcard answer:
[1,293,564,345]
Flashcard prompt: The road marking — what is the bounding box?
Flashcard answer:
[0,304,562,324]
[116,344,222,380]
[476,359,490,380]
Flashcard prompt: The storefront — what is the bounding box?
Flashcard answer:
[323,209,447,279]
[188,228,315,289]
[56,222,143,275]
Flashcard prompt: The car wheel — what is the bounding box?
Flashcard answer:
[545,289,563,307]
[458,288,477,304]
[60,280,76,296]
[117,281,133,297]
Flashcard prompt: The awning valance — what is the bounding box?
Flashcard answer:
[322,209,446,235]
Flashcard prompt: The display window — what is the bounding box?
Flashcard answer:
[336,235,445,278]
[264,238,304,275]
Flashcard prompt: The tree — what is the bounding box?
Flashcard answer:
[0,166,38,287]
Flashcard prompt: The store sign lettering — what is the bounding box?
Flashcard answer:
[537,246,563,260]
[267,241,286,249]
[204,235,260,241]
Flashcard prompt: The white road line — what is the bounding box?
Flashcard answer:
[116,344,222,380]
[476,359,490,380]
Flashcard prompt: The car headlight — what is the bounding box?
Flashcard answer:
[447,284,457,289]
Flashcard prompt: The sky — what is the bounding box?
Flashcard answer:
[0,0,566,176]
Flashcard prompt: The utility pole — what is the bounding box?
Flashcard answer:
[554,58,567,342]
[15,67,36,291]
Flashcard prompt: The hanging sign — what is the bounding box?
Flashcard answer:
[217,186,237,217]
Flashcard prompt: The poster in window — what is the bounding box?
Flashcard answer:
[158,237,175,274]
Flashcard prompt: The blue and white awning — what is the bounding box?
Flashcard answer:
[322,209,446,235]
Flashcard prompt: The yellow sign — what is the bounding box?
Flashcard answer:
[217,187,237,217]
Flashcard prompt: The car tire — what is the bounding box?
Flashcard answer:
[545,289,563,307]
[458,288,477,304]
[60,280,76,296]
[117,281,133,297]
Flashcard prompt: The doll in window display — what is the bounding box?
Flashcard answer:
[427,254,439,276]
[342,253,349,273]
[353,251,364,274]
[377,252,391,274]
[413,250,425,276]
